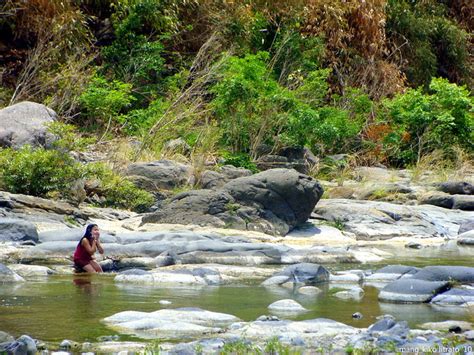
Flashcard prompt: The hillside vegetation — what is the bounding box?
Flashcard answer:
[0,0,473,209]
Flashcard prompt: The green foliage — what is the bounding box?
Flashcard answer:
[264,337,297,355]
[272,33,326,88]
[220,152,259,173]
[46,122,96,152]
[220,340,257,355]
[143,338,162,354]
[102,0,173,100]
[83,163,154,212]
[0,146,82,198]
[103,177,154,212]
[382,78,473,166]
[120,98,170,135]
[312,107,363,155]
[211,52,275,153]
[386,0,471,88]
[0,147,153,212]
[211,52,366,157]
[80,75,135,125]
[295,69,331,108]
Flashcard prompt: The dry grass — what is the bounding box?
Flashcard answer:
[409,147,474,184]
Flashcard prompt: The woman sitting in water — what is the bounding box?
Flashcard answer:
[73,224,104,273]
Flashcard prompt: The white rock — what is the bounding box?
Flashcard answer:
[297,286,322,295]
[268,299,307,313]
[8,264,54,277]
[334,287,364,300]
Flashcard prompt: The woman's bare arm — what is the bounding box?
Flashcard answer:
[96,239,104,255]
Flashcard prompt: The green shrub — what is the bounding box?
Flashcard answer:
[381,77,473,166]
[120,97,170,135]
[102,176,154,212]
[101,0,171,100]
[80,75,135,127]
[211,52,276,153]
[0,146,82,197]
[83,162,154,212]
[46,122,96,152]
[0,148,154,212]
[386,0,471,88]
[220,151,258,173]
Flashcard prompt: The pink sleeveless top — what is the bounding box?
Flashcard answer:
[73,237,92,265]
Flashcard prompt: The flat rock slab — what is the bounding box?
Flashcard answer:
[379,279,450,303]
[315,199,472,240]
[431,288,474,306]
[115,268,222,285]
[419,320,472,332]
[365,265,419,282]
[7,264,54,277]
[334,287,364,300]
[39,228,117,243]
[457,230,474,246]
[262,263,329,286]
[227,318,359,345]
[411,266,474,283]
[103,308,239,339]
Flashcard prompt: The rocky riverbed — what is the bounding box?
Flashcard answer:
[1,162,474,353]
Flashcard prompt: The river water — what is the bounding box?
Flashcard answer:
[1,257,473,343]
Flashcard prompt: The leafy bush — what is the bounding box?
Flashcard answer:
[0,146,82,197]
[220,152,258,173]
[46,122,95,152]
[103,176,154,212]
[79,75,135,126]
[82,162,155,212]
[386,0,471,88]
[211,52,282,154]
[120,98,170,135]
[101,0,171,100]
[381,78,473,166]
[0,147,154,212]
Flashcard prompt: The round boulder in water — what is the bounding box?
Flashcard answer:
[268,299,307,313]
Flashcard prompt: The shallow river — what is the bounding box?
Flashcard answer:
[1,255,473,343]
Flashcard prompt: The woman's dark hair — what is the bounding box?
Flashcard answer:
[83,224,98,240]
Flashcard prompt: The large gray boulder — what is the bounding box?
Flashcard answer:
[378,279,450,303]
[200,165,252,189]
[142,169,324,235]
[0,101,57,148]
[125,160,194,191]
[0,219,39,243]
